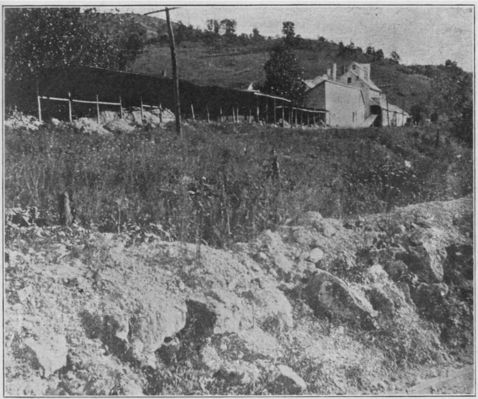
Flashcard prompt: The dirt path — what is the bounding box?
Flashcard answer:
[400,365,474,395]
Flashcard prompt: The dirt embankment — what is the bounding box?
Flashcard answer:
[4,197,473,395]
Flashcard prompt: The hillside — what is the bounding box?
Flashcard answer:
[130,40,432,112]
[85,12,434,112]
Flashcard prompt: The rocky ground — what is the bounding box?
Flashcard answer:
[4,196,474,395]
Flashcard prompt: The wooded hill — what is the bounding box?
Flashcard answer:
[85,11,438,112]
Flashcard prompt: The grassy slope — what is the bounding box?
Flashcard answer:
[86,12,434,111]
[131,40,432,110]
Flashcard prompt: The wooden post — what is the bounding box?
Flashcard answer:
[273,99,276,124]
[386,98,390,126]
[36,82,42,123]
[256,104,260,122]
[165,8,182,137]
[191,103,195,120]
[159,102,163,123]
[68,91,73,123]
[96,95,100,124]
[248,108,252,123]
[206,106,210,123]
[140,96,144,124]
[281,106,285,125]
[265,101,269,124]
[119,96,123,119]
[307,112,310,126]
[289,106,292,127]
[219,106,223,122]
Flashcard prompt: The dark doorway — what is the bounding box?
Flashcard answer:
[370,105,382,127]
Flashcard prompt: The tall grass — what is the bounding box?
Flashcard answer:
[5,121,472,247]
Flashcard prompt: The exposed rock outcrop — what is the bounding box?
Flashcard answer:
[5,196,473,395]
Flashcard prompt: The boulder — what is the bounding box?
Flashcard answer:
[256,230,294,278]
[214,361,260,385]
[272,365,307,394]
[308,247,324,264]
[295,211,323,228]
[397,227,448,282]
[24,333,68,377]
[304,269,377,328]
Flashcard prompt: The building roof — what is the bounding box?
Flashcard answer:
[303,75,327,89]
[349,70,382,92]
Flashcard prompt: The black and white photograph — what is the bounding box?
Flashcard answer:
[2,3,474,396]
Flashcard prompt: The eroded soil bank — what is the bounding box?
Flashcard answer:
[5,196,473,395]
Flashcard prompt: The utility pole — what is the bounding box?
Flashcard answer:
[145,7,182,138]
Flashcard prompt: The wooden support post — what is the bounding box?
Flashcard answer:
[236,107,240,123]
[191,103,195,120]
[386,99,390,126]
[96,95,100,124]
[140,96,144,124]
[248,108,251,123]
[119,96,123,119]
[265,101,269,124]
[36,82,42,123]
[159,103,163,123]
[68,91,73,123]
[256,104,260,122]
[294,109,298,126]
[307,112,310,126]
[273,99,277,124]
[289,106,292,127]
[219,106,223,122]
[281,106,285,125]
[206,106,210,123]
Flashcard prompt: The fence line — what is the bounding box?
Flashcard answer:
[37,92,328,128]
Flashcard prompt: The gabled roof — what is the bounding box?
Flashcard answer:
[349,70,381,92]
[303,75,327,89]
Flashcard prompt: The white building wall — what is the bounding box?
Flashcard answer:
[324,82,366,128]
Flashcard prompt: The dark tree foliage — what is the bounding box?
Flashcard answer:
[5,8,121,81]
[116,22,147,70]
[206,19,220,34]
[220,19,237,36]
[252,28,264,42]
[263,43,305,102]
[282,21,296,45]
[390,51,401,64]
[432,60,473,145]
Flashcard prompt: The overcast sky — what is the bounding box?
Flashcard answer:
[97,5,474,71]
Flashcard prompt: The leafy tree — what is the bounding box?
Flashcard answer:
[374,49,384,61]
[116,22,147,70]
[390,51,401,64]
[220,19,236,36]
[252,27,263,42]
[410,103,428,124]
[282,21,295,45]
[263,42,304,102]
[206,19,220,34]
[5,8,120,81]
[432,60,472,144]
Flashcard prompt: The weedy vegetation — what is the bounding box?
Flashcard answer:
[5,121,472,247]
